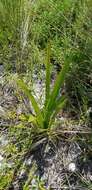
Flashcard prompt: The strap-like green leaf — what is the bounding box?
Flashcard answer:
[46,58,70,113]
[45,42,51,106]
[49,96,67,126]
[44,96,67,128]
[17,79,44,128]
[28,114,37,125]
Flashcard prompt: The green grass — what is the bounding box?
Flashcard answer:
[0,0,32,71]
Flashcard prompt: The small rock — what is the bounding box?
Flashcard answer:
[68,162,76,172]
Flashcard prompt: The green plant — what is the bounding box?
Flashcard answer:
[17,44,71,130]
[0,0,32,72]
[23,171,47,190]
[0,171,14,190]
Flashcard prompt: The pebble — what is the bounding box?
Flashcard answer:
[68,162,76,172]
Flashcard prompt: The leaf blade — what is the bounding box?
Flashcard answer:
[49,96,67,126]
[48,59,70,109]
[45,42,51,106]
[44,57,71,127]
[17,79,44,128]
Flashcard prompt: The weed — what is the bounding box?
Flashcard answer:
[17,44,71,131]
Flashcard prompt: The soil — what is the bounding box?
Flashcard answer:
[0,67,92,190]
